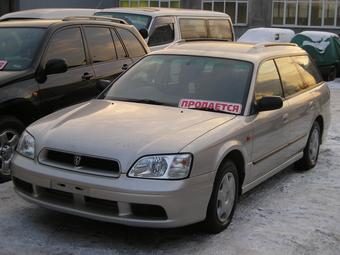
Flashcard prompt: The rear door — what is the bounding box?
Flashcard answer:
[275,56,323,156]
[84,26,131,83]
[38,26,96,113]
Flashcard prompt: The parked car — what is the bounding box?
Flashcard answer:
[0,8,98,21]
[0,17,149,181]
[291,31,340,81]
[238,27,295,43]
[11,41,330,233]
[95,8,235,51]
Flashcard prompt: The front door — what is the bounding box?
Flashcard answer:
[250,60,291,181]
[37,26,96,115]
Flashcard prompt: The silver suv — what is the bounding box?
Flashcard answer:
[11,41,330,233]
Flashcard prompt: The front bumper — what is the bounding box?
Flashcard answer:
[11,154,215,228]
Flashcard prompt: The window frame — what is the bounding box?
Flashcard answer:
[115,27,148,58]
[43,25,89,70]
[272,0,340,28]
[201,0,249,26]
[148,16,176,47]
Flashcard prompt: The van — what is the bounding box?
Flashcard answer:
[95,8,235,51]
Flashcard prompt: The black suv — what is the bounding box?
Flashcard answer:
[0,17,149,180]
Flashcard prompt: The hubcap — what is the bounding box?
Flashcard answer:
[308,128,320,164]
[0,130,19,176]
[216,172,236,223]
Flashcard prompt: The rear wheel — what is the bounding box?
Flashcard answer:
[204,160,239,234]
[0,116,25,182]
[327,66,337,81]
[295,121,321,171]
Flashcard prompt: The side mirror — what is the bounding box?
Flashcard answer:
[256,96,283,112]
[45,59,68,75]
[96,79,111,91]
[139,28,149,39]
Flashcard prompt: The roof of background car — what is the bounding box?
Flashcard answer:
[96,8,230,18]
[0,8,98,20]
[153,41,306,63]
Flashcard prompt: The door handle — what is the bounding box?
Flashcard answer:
[82,72,93,80]
[282,113,289,124]
[122,64,129,71]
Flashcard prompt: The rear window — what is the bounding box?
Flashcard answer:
[293,55,322,87]
[116,28,146,58]
[180,18,233,41]
[0,27,45,71]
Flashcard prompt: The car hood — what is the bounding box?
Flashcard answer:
[28,99,235,172]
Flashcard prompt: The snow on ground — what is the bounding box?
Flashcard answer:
[327,79,340,89]
[0,85,340,255]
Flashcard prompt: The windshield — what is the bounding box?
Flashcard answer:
[103,55,253,115]
[95,12,152,30]
[0,27,45,71]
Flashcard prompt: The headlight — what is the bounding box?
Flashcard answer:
[128,154,192,180]
[16,131,35,159]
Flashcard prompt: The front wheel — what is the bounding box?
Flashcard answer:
[204,160,239,234]
[295,122,321,171]
[0,116,25,181]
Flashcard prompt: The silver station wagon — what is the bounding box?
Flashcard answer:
[11,41,330,233]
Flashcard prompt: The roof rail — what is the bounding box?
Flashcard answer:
[253,42,297,49]
[62,16,129,25]
[177,38,233,43]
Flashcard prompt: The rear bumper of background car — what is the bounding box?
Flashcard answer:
[11,154,215,228]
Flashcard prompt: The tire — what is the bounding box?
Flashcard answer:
[0,116,25,182]
[204,160,239,234]
[327,66,337,81]
[295,121,321,171]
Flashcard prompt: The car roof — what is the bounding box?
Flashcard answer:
[96,8,230,18]
[152,41,306,63]
[0,8,98,20]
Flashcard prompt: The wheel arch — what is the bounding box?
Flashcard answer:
[0,99,38,126]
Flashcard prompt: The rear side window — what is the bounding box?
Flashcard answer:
[180,19,208,39]
[207,19,233,41]
[255,60,283,101]
[148,16,175,47]
[84,27,116,63]
[180,18,233,40]
[46,27,86,68]
[116,28,146,58]
[111,29,127,59]
[275,57,306,97]
[293,55,322,87]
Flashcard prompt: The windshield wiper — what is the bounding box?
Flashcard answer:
[109,97,172,106]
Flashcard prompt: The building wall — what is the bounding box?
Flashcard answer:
[17,0,118,10]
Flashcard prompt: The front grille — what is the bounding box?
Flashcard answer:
[38,149,120,177]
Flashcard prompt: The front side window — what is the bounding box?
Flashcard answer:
[85,27,116,63]
[0,27,45,71]
[255,60,283,101]
[103,55,253,115]
[293,55,322,88]
[148,17,175,47]
[275,57,306,97]
[116,28,146,58]
[46,27,86,68]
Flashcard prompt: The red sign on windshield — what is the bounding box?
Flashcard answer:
[0,60,7,70]
[179,99,242,114]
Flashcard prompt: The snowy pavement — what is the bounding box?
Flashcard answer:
[0,86,340,255]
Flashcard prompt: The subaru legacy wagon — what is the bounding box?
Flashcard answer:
[12,41,330,233]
